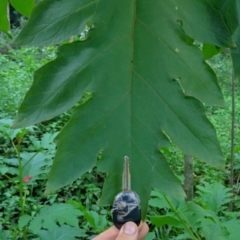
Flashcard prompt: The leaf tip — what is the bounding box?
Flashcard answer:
[44,181,54,195]
[217,161,226,171]
[11,118,24,129]
[43,189,50,196]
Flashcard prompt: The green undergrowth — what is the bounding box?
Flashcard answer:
[0,34,56,117]
[0,117,110,239]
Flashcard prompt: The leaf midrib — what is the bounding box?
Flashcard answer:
[133,70,215,159]
[130,0,137,158]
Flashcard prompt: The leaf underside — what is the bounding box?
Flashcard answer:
[13,0,237,216]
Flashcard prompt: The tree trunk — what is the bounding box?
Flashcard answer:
[183,154,194,201]
[229,68,236,211]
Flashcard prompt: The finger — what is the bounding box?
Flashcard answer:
[137,221,147,232]
[138,222,149,239]
[92,222,149,240]
[92,226,119,240]
[116,222,138,240]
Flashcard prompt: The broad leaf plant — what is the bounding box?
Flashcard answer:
[4,0,240,217]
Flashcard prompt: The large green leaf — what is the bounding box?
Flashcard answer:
[231,27,240,78]
[231,0,240,79]
[14,0,235,48]
[12,0,236,217]
[208,0,240,79]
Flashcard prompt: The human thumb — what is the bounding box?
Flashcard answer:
[116,222,138,240]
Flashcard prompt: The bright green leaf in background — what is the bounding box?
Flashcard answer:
[18,214,32,229]
[68,200,108,233]
[9,0,35,18]
[202,43,223,60]
[0,230,10,240]
[28,203,81,234]
[0,0,9,34]
[196,182,232,214]
[150,216,181,227]
[12,0,239,217]
[36,225,87,240]
[0,0,34,36]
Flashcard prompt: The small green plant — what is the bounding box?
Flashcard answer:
[148,182,240,240]
[0,119,55,239]
[0,118,111,239]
